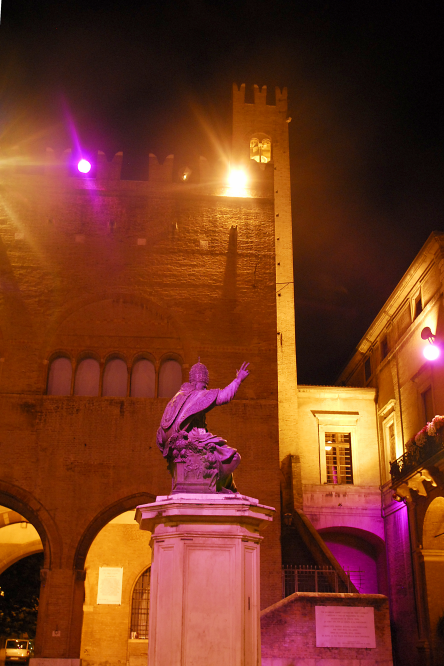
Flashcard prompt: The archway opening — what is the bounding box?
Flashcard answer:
[422,495,444,653]
[80,511,152,666]
[319,527,387,594]
[0,504,44,639]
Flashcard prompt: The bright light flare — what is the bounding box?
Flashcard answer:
[423,344,440,361]
[77,159,91,174]
[228,169,247,189]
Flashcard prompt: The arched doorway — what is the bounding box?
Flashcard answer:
[422,495,444,655]
[80,510,152,666]
[319,526,387,594]
[0,503,45,642]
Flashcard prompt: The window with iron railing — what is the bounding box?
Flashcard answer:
[325,432,353,484]
[130,567,150,639]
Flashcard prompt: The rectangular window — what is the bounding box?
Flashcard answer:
[325,432,353,484]
[388,422,396,462]
[422,387,434,423]
[380,336,389,361]
[413,292,423,320]
[364,357,372,382]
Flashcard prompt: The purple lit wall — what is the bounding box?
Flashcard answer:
[323,537,378,593]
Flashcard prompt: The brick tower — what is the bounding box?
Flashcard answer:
[232,84,298,509]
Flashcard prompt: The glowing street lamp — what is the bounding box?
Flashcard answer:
[77,158,92,174]
[421,326,440,361]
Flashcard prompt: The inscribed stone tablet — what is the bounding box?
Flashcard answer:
[315,606,376,648]
[97,567,123,605]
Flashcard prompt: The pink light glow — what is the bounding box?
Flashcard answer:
[423,344,440,361]
[77,159,91,174]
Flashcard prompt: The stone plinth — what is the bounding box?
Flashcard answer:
[136,493,274,666]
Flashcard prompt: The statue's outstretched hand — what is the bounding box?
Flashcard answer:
[236,362,250,383]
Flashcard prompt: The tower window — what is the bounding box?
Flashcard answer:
[250,138,271,163]
[325,433,353,484]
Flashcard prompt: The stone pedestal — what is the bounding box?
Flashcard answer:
[136,493,274,666]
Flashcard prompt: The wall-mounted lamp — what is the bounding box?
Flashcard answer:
[421,326,440,361]
[77,158,92,174]
[180,166,191,182]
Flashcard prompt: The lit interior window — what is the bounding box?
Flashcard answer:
[250,138,271,163]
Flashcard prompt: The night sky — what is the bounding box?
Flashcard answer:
[1,1,443,385]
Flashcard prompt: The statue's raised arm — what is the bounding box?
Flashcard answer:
[156,359,249,494]
[216,362,250,405]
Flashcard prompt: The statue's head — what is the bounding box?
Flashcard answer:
[189,360,209,388]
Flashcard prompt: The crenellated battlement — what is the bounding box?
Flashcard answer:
[0,146,274,196]
[232,83,288,112]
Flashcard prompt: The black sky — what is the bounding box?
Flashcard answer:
[0,0,443,384]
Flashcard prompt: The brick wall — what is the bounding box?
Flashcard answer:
[0,169,282,659]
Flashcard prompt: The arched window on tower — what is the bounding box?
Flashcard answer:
[47,356,72,395]
[130,359,155,398]
[102,358,128,397]
[130,567,151,639]
[250,137,271,163]
[158,359,182,398]
[74,358,100,396]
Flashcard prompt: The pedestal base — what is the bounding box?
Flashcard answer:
[136,493,274,666]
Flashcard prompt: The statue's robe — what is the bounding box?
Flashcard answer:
[156,382,240,490]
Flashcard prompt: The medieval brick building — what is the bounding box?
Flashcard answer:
[3,83,438,666]
[0,84,294,666]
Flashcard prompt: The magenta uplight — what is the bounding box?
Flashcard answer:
[423,344,440,361]
[77,159,91,174]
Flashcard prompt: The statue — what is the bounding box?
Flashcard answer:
[157,360,250,493]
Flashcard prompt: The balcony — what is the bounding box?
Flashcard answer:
[390,432,443,483]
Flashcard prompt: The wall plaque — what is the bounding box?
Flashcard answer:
[97,567,123,605]
[315,606,376,648]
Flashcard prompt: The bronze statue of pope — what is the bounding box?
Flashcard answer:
[156,360,249,493]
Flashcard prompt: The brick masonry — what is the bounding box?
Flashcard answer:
[261,592,393,666]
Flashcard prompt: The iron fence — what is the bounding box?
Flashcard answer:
[282,565,363,597]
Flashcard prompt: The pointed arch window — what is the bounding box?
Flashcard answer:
[130,567,150,639]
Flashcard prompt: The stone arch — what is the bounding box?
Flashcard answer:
[423,495,444,550]
[39,292,196,392]
[318,526,387,594]
[76,499,154,666]
[0,480,62,570]
[0,535,43,575]
[40,291,189,359]
[72,493,155,571]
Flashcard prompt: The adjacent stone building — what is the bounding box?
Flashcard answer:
[339,231,444,666]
